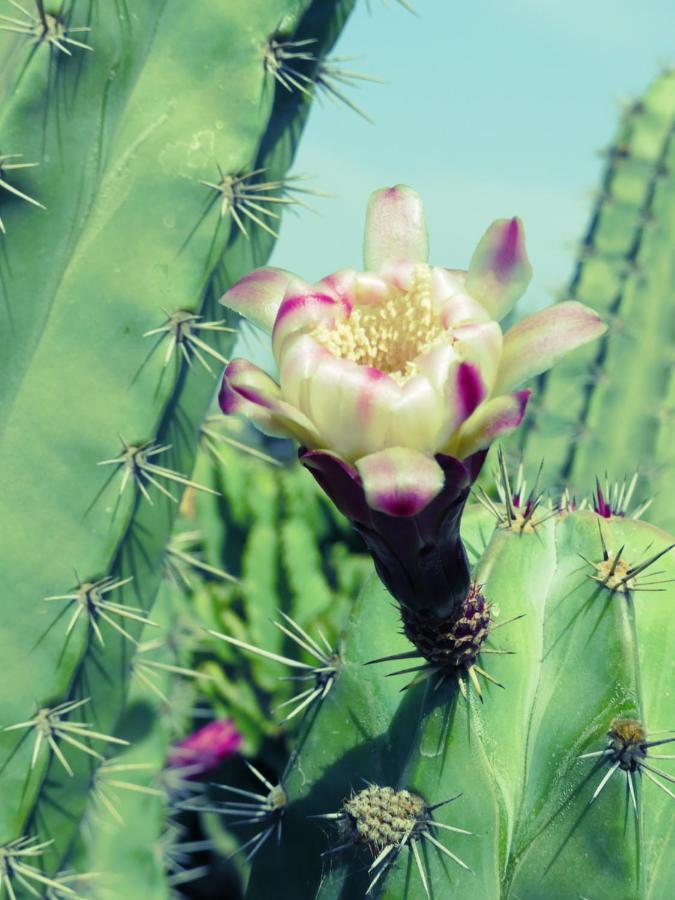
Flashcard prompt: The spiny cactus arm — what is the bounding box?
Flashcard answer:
[244,506,497,898]
[246,576,430,899]
[308,518,555,900]
[502,512,646,897]
[520,69,675,527]
[0,1,171,396]
[0,0,358,880]
[247,510,674,898]
[0,0,263,847]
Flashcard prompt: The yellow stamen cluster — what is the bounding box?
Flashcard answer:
[313,266,447,381]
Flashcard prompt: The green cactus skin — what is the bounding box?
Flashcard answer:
[0,0,356,883]
[245,506,674,899]
[190,422,371,751]
[518,69,675,529]
[67,578,188,900]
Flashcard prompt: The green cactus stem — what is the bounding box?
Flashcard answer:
[518,68,675,530]
[0,0,357,884]
[241,498,674,898]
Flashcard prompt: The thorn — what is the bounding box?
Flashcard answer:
[201,169,318,238]
[597,519,609,561]
[625,544,674,578]
[98,441,218,504]
[3,699,128,778]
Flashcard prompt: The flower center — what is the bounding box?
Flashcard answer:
[313,266,447,381]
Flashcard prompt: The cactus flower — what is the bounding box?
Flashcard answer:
[219,186,605,614]
[167,719,242,774]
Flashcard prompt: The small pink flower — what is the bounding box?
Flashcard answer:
[168,719,242,773]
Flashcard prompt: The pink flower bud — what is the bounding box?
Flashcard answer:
[167,719,242,774]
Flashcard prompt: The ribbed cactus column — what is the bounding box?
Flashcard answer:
[244,505,674,898]
[0,0,356,887]
[519,69,675,529]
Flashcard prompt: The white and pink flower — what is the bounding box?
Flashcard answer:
[218,186,605,613]
[220,186,604,514]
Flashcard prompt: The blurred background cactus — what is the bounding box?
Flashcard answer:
[516,68,675,531]
[1,2,674,899]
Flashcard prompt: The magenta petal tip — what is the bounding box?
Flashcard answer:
[466,217,532,320]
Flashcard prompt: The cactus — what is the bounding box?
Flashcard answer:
[205,176,673,899]
[517,68,675,530]
[0,0,357,887]
[188,417,371,751]
[238,496,674,898]
[4,2,674,894]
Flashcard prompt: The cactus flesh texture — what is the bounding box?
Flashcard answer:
[244,502,674,899]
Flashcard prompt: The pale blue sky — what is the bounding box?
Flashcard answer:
[239,0,674,365]
[270,0,675,311]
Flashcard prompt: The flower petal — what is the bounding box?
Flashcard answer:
[353,271,393,306]
[495,301,607,393]
[415,342,462,395]
[356,447,445,516]
[390,374,448,452]
[219,267,302,333]
[285,342,404,459]
[414,327,500,441]
[451,320,503,396]
[272,289,350,362]
[300,449,372,523]
[219,358,320,446]
[363,185,429,271]
[453,391,531,458]
[316,268,357,302]
[433,267,492,323]
[283,338,455,459]
[456,361,486,420]
[466,217,532,320]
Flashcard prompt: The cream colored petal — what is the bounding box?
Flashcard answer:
[356,447,445,516]
[451,320,503,396]
[451,391,531,458]
[363,185,429,270]
[495,301,606,393]
[303,353,402,460]
[219,358,320,447]
[219,267,300,332]
[271,287,351,363]
[466,217,532,320]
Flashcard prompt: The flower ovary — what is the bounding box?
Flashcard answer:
[402,584,490,669]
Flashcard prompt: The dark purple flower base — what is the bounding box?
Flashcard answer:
[300,448,487,617]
